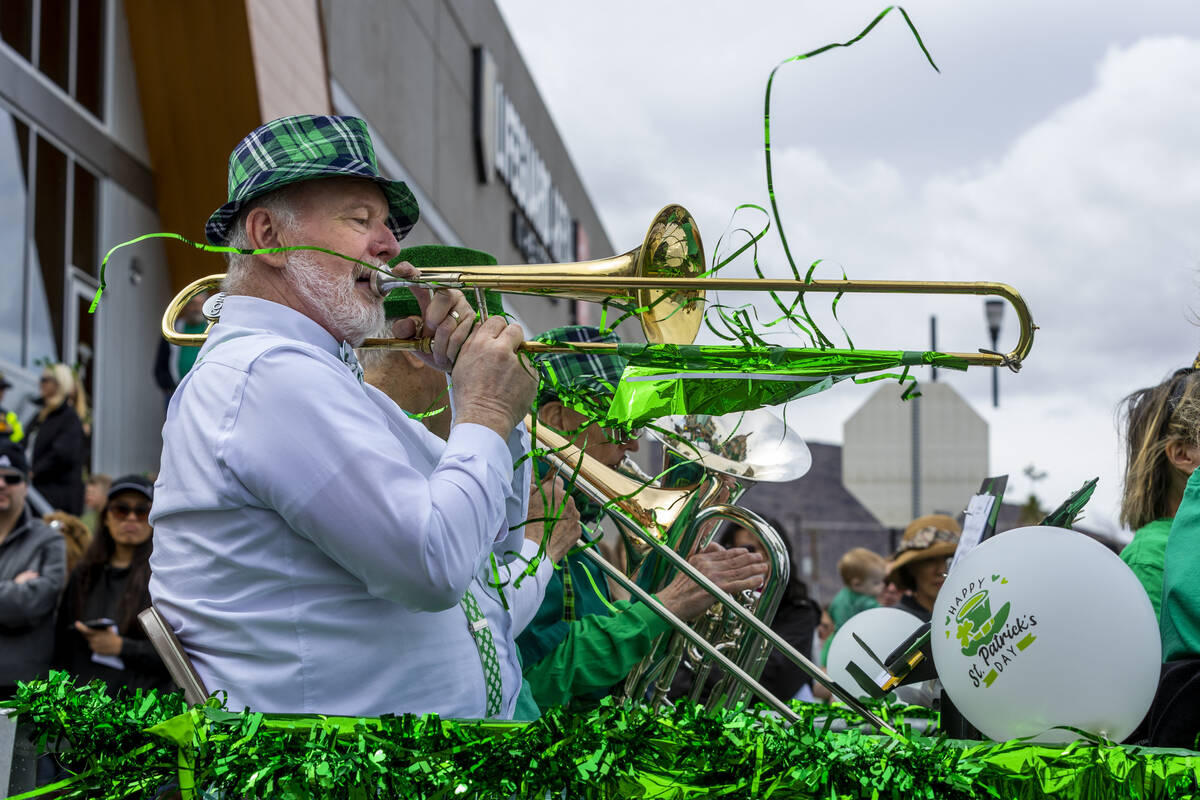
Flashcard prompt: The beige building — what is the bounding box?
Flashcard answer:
[0,0,614,477]
[842,381,988,528]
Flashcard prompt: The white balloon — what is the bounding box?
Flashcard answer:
[826,607,923,699]
[932,526,1160,743]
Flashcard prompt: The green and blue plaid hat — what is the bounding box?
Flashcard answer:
[383,245,506,319]
[535,326,627,407]
[205,115,420,245]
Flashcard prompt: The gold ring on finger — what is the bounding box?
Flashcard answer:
[449,310,462,325]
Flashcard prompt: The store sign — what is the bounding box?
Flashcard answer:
[474,46,575,263]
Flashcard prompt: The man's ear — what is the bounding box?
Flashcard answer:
[243,206,289,269]
[538,400,565,429]
[1167,439,1200,473]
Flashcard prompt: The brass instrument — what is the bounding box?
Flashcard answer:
[162,204,1037,370]
[631,410,813,712]
[534,421,895,733]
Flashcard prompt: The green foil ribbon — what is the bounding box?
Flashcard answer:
[6,673,1200,800]
[596,344,968,428]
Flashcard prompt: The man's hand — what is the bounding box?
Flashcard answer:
[524,473,581,564]
[451,316,538,438]
[387,261,476,371]
[13,570,38,584]
[74,621,123,657]
[655,542,769,622]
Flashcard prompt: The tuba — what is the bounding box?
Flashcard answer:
[534,416,895,732]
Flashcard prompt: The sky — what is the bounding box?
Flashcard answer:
[493,0,1200,538]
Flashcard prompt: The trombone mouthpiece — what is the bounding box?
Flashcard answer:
[369,270,464,298]
[370,271,412,298]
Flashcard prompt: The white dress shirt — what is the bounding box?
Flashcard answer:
[149,295,548,718]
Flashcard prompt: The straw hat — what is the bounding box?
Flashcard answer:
[886,513,961,585]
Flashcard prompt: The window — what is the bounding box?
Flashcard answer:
[0,0,33,62]
[1,0,107,121]
[30,133,68,361]
[0,104,100,369]
[0,112,29,364]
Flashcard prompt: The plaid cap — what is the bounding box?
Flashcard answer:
[205,115,420,245]
[383,245,505,319]
[535,326,626,406]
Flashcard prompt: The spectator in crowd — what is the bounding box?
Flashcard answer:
[817,548,885,667]
[0,441,66,699]
[829,547,885,628]
[25,363,86,515]
[154,291,208,408]
[886,514,961,623]
[877,572,904,608]
[81,473,112,533]
[723,516,821,702]
[70,372,93,469]
[0,372,24,444]
[53,475,170,693]
[1133,390,1200,746]
[1118,365,1200,621]
[43,512,91,575]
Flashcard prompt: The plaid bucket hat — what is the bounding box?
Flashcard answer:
[534,326,627,407]
[205,115,420,246]
[383,245,505,320]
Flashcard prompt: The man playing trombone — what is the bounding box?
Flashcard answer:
[148,115,539,719]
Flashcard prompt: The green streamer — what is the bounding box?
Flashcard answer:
[89,232,404,314]
[763,6,938,309]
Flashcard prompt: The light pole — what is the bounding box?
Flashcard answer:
[985,299,1005,408]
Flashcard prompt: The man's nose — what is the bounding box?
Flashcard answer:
[623,437,640,453]
[372,222,401,262]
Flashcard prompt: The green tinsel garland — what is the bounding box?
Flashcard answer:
[5,673,1200,800]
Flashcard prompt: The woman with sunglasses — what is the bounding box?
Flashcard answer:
[1118,365,1200,622]
[52,475,170,692]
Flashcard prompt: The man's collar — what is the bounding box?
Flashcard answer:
[208,295,343,360]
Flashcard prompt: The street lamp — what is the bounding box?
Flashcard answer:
[985,299,1005,408]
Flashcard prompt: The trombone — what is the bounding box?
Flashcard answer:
[163,204,1037,370]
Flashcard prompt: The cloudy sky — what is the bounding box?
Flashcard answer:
[494,0,1200,537]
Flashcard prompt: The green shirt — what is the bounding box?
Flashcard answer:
[828,586,878,628]
[516,549,672,710]
[1120,517,1173,622]
[1161,469,1200,661]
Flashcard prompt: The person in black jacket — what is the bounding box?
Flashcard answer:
[724,516,821,701]
[0,442,66,699]
[25,364,85,515]
[53,474,170,693]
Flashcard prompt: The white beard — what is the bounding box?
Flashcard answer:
[285,251,383,347]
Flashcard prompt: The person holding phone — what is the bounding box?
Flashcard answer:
[53,475,170,692]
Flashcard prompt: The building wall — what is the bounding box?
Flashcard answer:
[842,381,989,529]
[0,0,170,478]
[319,0,622,339]
[0,0,622,488]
